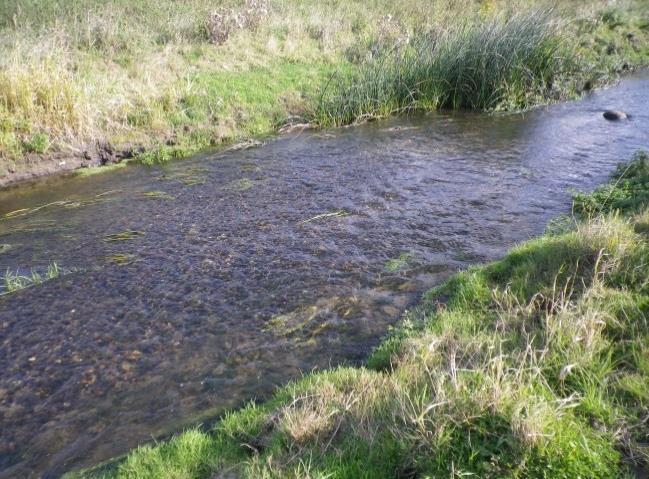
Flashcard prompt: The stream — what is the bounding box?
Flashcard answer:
[1,72,648,478]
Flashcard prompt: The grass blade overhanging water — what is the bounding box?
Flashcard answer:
[2,262,62,294]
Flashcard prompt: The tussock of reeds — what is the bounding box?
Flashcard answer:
[315,10,566,126]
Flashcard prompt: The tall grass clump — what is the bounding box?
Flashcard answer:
[315,9,566,126]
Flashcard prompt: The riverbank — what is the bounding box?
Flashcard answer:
[70,150,649,477]
[3,71,647,477]
[1,0,648,187]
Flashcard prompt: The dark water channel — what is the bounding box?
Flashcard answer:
[1,72,648,478]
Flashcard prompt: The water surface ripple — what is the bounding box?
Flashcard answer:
[1,72,648,478]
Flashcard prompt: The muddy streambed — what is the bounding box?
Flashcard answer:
[1,72,649,478]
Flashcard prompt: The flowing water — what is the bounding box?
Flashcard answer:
[1,72,648,478]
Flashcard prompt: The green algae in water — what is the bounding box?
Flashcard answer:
[96,190,123,198]
[240,163,261,172]
[0,220,64,237]
[104,254,137,265]
[74,162,128,178]
[187,167,210,174]
[2,208,31,219]
[139,190,174,200]
[264,296,363,337]
[180,177,206,186]
[384,252,414,272]
[333,295,365,319]
[103,231,145,243]
[265,305,322,336]
[157,172,206,186]
[224,139,263,152]
[229,178,255,191]
[2,201,76,219]
[1,196,116,221]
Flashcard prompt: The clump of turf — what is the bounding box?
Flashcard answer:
[314,9,567,126]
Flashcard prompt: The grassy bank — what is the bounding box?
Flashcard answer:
[1,0,648,183]
[316,2,649,125]
[71,151,649,478]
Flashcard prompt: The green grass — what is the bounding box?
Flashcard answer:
[70,152,649,478]
[0,0,647,180]
[314,3,649,126]
[573,150,649,217]
[132,60,337,165]
[22,132,50,154]
[315,9,566,125]
[2,261,62,294]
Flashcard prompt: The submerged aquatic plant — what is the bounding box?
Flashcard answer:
[229,178,255,191]
[103,230,145,242]
[139,190,175,200]
[180,176,206,186]
[2,262,61,294]
[265,305,322,336]
[1,198,110,220]
[384,252,414,272]
[104,254,138,265]
[158,169,208,186]
[299,210,350,224]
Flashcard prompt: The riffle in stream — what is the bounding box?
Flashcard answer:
[1,72,648,478]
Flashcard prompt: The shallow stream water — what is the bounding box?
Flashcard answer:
[1,72,648,478]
